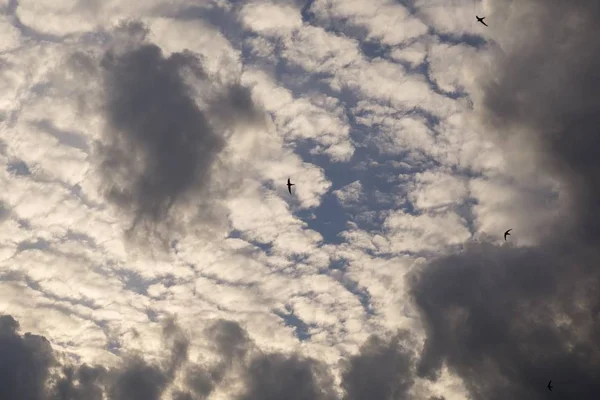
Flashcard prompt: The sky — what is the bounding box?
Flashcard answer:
[0,0,599,399]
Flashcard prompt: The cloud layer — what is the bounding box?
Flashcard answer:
[0,0,598,399]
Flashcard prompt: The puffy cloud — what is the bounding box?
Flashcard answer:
[409,1,600,400]
[95,22,264,243]
[310,0,429,47]
[334,181,363,207]
[340,331,416,400]
[384,210,471,254]
[0,314,434,400]
[238,353,338,400]
[0,315,54,400]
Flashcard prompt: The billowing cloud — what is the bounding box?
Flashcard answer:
[238,353,338,400]
[341,331,416,400]
[0,314,430,400]
[409,1,600,399]
[95,21,264,242]
[0,315,55,400]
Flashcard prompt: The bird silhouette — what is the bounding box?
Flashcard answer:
[547,380,553,391]
[476,15,488,26]
[287,178,295,195]
[504,229,512,241]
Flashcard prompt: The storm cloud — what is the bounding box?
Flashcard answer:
[341,332,416,400]
[0,314,427,400]
[409,1,600,399]
[0,315,55,400]
[238,353,338,400]
[96,22,262,240]
[479,0,600,239]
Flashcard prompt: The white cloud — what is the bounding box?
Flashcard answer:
[414,0,484,36]
[390,41,427,67]
[334,180,363,206]
[311,0,429,46]
[243,68,354,161]
[239,1,303,37]
[384,210,471,253]
[427,41,480,93]
[148,16,242,81]
[408,170,468,211]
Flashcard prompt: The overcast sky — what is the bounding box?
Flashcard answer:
[0,0,599,399]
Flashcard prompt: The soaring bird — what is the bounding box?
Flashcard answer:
[547,380,553,391]
[476,15,488,26]
[504,229,512,241]
[287,178,295,195]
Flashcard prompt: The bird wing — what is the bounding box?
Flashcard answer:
[288,185,292,194]
[287,178,291,184]
[482,21,488,26]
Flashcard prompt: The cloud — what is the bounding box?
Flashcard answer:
[0,314,433,400]
[109,357,169,400]
[239,353,338,400]
[384,210,471,254]
[408,170,468,212]
[52,364,107,400]
[334,180,363,207]
[0,314,195,400]
[410,241,600,400]
[408,1,600,399]
[239,2,303,37]
[310,0,429,47]
[3,1,599,400]
[0,315,55,400]
[477,0,600,239]
[95,21,263,243]
[340,331,416,400]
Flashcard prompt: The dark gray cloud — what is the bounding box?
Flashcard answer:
[233,326,419,400]
[0,314,430,400]
[95,21,262,241]
[51,365,107,400]
[479,0,600,239]
[0,315,187,400]
[0,315,55,400]
[161,317,190,378]
[57,318,189,400]
[109,358,168,400]
[341,332,416,400]
[178,365,215,399]
[409,1,600,399]
[410,242,600,400]
[238,353,337,400]
[206,319,251,364]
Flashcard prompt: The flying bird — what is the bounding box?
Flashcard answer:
[547,380,553,391]
[287,178,295,195]
[476,15,488,26]
[504,229,512,241]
